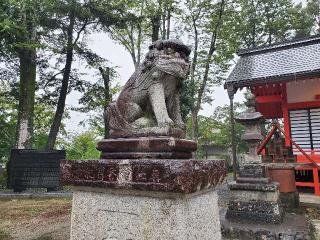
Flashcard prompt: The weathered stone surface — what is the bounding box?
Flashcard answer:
[106,39,191,138]
[110,126,185,139]
[235,94,264,163]
[221,209,311,240]
[226,181,283,224]
[97,137,197,153]
[227,200,282,215]
[229,181,279,192]
[226,200,283,224]
[236,177,270,184]
[229,189,280,202]
[60,159,226,194]
[238,164,268,178]
[70,188,222,240]
[100,151,193,159]
[97,137,197,159]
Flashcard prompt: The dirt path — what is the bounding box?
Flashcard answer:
[0,198,71,240]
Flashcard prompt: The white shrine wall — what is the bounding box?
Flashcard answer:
[286,78,320,103]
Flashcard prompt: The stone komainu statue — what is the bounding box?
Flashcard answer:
[106,39,191,138]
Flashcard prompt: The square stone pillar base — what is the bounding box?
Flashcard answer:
[61,154,226,240]
[226,164,284,224]
[70,187,221,240]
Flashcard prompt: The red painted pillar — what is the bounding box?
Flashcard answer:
[281,84,291,147]
[313,168,320,196]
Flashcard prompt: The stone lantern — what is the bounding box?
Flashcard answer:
[224,93,284,225]
[235,93,264,164]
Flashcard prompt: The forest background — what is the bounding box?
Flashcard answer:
[0,0,319,163]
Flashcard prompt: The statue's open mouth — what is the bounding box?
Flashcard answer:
[155,56,189,79]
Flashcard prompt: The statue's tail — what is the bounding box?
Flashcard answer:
[105,102,133,137]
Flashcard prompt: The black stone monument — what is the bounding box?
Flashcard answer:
[7,149,65,192]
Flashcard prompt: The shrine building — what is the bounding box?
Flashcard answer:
[225,35,320,196]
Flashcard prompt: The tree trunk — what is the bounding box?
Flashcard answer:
[15,8,37,149]
[46,11,75,150]
[99,67,111,139]
[136,0,144,66]
[162,4,166,39]
[151,0,161,43]
[191,110,199,141]
[151,15,161,42]
[190,0,225,141]
[166,6,171,39]
[15,48,36,149]
[189,16,199,140]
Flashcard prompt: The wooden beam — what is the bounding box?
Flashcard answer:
[256,95,282,103]
[287,100,320,110]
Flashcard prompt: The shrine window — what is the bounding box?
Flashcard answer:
[289,108,320,154]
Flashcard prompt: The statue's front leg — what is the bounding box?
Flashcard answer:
[169,92,185,129]
[149,82,173,127]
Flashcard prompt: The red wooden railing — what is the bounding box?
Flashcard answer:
[257,121,320,170]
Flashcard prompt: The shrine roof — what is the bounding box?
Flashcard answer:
[225,35,320,90]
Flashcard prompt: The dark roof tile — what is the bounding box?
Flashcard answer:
[225,35,320,88]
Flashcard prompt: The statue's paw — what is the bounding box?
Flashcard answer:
[175,121,186,130]
[158,118,174,127]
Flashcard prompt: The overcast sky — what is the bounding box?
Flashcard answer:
[64,0,306,133]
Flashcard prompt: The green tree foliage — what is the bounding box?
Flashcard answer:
[0,0,53,148]
[75,67,121,137]
[0,82,16,163]
[63,131,100,160]
[186,102,246,158]
[1,0,320,162]
[305,0,320,33]
[183,0,236,140]
[211,103,247,153]
[229,0,318,49]
[0,82,67,163]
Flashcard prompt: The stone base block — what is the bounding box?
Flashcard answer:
[109,126,185,138]
[229,181,279,192]
[226,201,283,224]
[226,181,283,224]
[70,188,221,240]
[221,209,310,240]
[229,189,279,202]
[61,154,227,240]
[238,164,267,178]
[97,137,197,159]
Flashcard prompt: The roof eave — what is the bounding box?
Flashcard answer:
[224,70,320,89]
